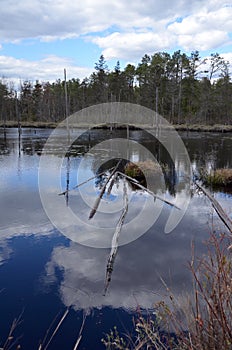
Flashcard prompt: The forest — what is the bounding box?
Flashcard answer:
[0,50,231,125]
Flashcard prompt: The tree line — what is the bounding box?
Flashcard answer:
[0,50,231,125]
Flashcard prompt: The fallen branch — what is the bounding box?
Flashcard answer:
[89,160,122,219]
[117,171,180,209]
[195,181,232,235]
[103,177,128,296]
[107,171,118,196]
[59,167,115,196]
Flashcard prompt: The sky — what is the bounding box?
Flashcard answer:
[0,0,232,85]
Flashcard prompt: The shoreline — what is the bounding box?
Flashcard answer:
[0,121,232,132]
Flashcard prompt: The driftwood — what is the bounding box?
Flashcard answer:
[103,178,129,295]
[117,171,180,209]
[89,160,122,219]
[195,182,232,234]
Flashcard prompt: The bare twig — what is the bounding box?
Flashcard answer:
[38,311,62,350]
[40,308,69,350]
[73,311,87,350]
[89,160,122,219]
[117,171,180,209]
[107,172,119,196]
[59,167,115,196]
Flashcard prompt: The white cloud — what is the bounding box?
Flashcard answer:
[177,31,230,51]
[0,55,92,84]
[221,52,232,63]
[0,0,232,80]
[42,195,211,311]
[0,0,221,42]
[91,31,176,61]
[88,2,232,61]
[166,6,232,51]
[168,7,232,35]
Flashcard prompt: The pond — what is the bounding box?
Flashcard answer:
[0,127,231,349]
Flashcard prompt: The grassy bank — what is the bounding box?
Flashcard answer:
[0,121,232,132]
[174,123,232,132]
[0,121,58,128]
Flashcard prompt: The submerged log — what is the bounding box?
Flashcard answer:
[195,182,232,234]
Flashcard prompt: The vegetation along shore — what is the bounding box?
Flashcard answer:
[1,50,232,127]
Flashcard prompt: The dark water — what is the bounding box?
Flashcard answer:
[0,127,231,349]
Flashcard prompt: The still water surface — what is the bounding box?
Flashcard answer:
[0,127,231,349]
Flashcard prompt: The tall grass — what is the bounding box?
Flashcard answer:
[103,232,232,349]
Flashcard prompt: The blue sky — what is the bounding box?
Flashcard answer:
[0,0,232,85]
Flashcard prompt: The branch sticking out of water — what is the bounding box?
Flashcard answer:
[89,160,122,219]
[107,171,118,196]
[195,182,232,236]
[117,171,180,209]
[103,177,129,296]
[58,167,115,196]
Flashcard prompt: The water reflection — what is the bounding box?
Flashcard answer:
[0,128,231,348]
[42,199,209,311]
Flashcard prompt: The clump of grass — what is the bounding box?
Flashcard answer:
[103,233,232,349]
[124,160,162,185]
[201,168,232,188]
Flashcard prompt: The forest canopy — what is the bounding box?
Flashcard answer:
[0,50,231,125]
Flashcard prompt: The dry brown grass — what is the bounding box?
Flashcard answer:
[103,233,232,350]
[202,168,232,187]
[124,161,162,182]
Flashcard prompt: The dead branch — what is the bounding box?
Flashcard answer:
[117,171,180,209]
[195,182,232,235]
[89,160,122,219]
[59,167,115,196]
[107,171,119,196]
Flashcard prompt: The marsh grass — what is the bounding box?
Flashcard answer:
[0,313,23,350]
[201,168,232,188]
[124,161,163,186]
[103,233,232,349]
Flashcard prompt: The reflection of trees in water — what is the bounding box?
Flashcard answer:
[183,134,232,173]
[0,141,10,155]
[93,151,177,197]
